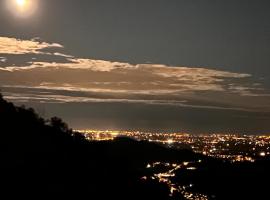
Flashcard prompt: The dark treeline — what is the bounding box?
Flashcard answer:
[0,94,196,199]
[0,93,270,200]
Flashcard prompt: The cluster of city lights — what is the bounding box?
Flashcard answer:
[77,130,270,162]
[143,161,208,200]
[77,130,269,199]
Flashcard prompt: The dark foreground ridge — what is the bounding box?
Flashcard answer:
[0,94,269,200]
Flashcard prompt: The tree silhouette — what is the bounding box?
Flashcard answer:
[0,93,269,200]
[50,116,70,133]
[0,93,183,199]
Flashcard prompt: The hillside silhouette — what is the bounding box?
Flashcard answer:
[0,93,199,199]
[1,93,270,200]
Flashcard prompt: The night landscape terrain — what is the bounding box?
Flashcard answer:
[1,1,270,199]
[1,94,269,199]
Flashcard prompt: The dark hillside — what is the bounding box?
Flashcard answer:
[1,94,269,200]
[0,94,197,199]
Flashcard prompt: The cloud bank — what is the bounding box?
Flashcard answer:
[0,36,63,55]
[1,35,270,132]
[1,36,270,112]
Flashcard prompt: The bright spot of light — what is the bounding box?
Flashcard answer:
[167,139,174,144]
[183,162,189,166]
[6,0,39,18]
[259,152,266,157]
[16,0,26,6]
[111,131,119,137]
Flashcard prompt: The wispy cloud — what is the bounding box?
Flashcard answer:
[0,36,270,113]
[0,36,63,55]
[0,60,256,95]
[0,57,7,62]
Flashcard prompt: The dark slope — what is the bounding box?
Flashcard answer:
[1,94,270,200]
[0,94,198,199]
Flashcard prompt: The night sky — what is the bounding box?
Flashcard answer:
[0,0,270,133]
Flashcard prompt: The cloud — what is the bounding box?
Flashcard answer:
[0,62,252,97]
[3,87,264,113]
[0,36,270,113]
[0,36,63,55]
[0,57,7,62]
[0,59,255,95]
[228,85,270,97]
[53,52,74,58]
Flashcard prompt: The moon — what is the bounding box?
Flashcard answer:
[6,0,38,18]
[16,0,27,7]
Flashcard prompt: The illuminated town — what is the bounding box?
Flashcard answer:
[77,130,270,200]
[77,130,270,162]
[76,130,270,200]
[142,160,208,200]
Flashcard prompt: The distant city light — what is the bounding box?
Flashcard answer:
[77,129,270,163]
[183,162,189,166]
[260,152,266,157]
[166,139,174,144]
[143,161,209,200]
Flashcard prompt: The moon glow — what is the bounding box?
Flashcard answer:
[16,0,27,7]
[6,0,38,18]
